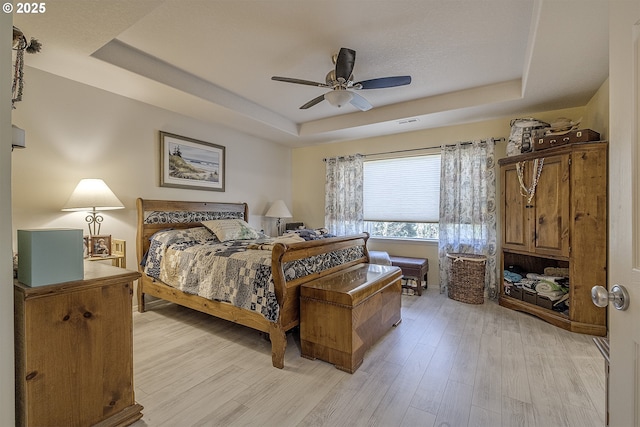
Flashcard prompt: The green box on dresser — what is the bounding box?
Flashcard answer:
[17,228,84,286]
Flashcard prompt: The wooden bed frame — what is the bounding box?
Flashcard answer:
[136,198,370,369]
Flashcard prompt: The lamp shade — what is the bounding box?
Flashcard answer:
[324,90,353,108]
[265,200,292,219]
[61,179,124,211]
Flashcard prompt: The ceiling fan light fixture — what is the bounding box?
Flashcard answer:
[325,90,353,108]
[273,47,411,111]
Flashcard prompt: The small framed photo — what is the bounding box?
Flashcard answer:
[160,131,225,192]
[91,235,111,257]
[83,236,91,257]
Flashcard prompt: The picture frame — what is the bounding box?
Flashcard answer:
[83,236,90,257]
[160,131,225,192]
[91,235,111,257]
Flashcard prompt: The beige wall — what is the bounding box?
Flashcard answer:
[11,67,292,269]
[1,11,15,426]
[584,78,609,140]
[291,102,612,288]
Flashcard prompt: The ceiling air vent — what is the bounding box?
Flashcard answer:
[398,118,419,125]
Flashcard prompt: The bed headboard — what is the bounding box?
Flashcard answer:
[136,198,249,270]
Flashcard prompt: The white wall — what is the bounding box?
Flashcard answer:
[11,67,292,269]
[1,10,15,427]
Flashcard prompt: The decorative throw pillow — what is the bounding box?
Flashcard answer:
[201,219,260,242]
[151,226,219,246]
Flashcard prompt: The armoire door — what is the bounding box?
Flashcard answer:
[530,153,570,257]
[501,162,529,252]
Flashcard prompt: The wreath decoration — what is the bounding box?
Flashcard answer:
[12,26,42,109]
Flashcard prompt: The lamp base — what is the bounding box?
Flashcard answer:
[85,210,104,236]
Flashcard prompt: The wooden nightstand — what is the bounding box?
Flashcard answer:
[86,238,126,268]
[14,261,143,427]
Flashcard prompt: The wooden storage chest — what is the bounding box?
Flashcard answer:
[300,263,402,373]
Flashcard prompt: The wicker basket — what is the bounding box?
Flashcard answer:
[446,253,486,304]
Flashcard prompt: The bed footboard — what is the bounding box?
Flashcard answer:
[270,233,370,332]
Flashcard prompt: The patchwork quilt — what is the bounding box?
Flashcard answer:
[143,227,364,322]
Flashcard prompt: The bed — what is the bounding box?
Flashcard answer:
[136,198,370,369]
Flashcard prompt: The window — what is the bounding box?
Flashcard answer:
[363,154,441,240]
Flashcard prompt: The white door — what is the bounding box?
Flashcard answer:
[607,2,640,426]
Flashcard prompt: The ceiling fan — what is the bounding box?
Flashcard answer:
[271,47,411,111]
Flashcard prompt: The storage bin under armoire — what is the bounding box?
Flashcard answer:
[446,253,486,304]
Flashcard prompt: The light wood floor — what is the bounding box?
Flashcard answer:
[130,285,606,427]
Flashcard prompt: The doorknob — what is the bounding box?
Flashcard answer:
[591,284,630,310]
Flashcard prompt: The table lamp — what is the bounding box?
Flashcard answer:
[61,178,124,235]
[265,200,292,236]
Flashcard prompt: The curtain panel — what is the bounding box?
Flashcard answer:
[324,155,364,235]
[438,140,498,298]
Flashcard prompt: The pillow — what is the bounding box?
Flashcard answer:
[201,219,261,242]
[150,227,218,246]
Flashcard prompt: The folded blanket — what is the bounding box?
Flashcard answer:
[526,273,564,283]
[284,228,335,241]
[503,270,523,283]
[537,289,566,301]
[519,279,538,290]
[544,267,570,277]
[248,234,305,250]
[535,281,564,293]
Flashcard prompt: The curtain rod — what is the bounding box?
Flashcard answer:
[322,137,505,161]
[357,137,505,158]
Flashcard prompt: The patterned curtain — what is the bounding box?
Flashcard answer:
[438,140,498,298]
[324,155,364,235]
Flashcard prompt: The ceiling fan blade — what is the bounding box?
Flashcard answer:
[354,76,412,89]
[300,94,326,109]
[335,48,356,82]
[349,92,372,111]
[272,76,329,88]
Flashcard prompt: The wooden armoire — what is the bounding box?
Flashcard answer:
[499,140,607,336]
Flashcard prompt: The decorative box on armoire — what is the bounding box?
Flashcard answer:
[14,261,143,427]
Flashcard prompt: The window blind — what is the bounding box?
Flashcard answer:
[363,155,441,222]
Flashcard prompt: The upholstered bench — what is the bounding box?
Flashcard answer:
[300,263,402,373]
[389,256,429,296]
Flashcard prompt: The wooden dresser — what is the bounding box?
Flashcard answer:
[14,261,143,427]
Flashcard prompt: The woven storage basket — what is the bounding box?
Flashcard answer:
[446,253,486,304]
